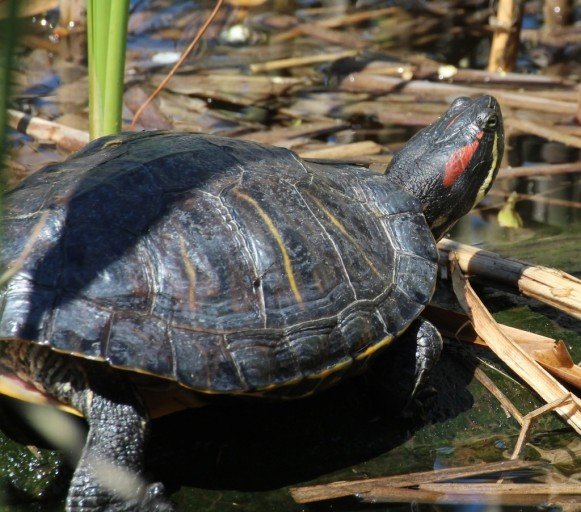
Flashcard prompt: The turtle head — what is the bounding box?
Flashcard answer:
[386,95,504,241]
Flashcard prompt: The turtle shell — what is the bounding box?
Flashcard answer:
[0,131,438,397]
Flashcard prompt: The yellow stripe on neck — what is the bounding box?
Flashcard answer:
[473,132,498,208]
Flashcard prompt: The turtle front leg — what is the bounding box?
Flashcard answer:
[66,374,175,512]
[3,342,174,511]
[407,317,443,400]
[370,317,443,411]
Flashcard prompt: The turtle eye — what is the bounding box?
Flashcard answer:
[485,114,498,130]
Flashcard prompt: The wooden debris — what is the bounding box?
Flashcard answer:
[488,189,581,210]
[271,7,401,43]
[438,239,581,320]
[150,73,306,106]
[298,140,382,159]
[356,60,572,87]
[496,161,581,180]
[297,24,365,49]
[339,76,578,116]
[509,118,581,150]
[249,50,357,73]
[449,262,581,435]
[533,342,581,389]
[421,482,581,495]
[290,459,543,504]
[125,86,172,130]
[131,0,225,128]
[239,121,348,145]
[6,109,89,152]
[488,0,524,73]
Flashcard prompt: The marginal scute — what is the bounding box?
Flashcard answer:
[337,305,391,358]
[285,325,333,377]
[227,330,301,390]
[0,132,438,394]
[51,298,111,357]
[386,212,439,262]
[107,315,174,379]
[395,253,438,305]
[0,280,55,343]
[378,286,424,338]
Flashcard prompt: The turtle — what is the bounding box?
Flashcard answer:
[0,95,503,511]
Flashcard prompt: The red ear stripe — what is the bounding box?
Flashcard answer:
[443,131,484,187]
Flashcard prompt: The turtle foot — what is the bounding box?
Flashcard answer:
[67,482,176,512]
[369,318,443,414]
[113,482,176,512]
[138,483,176,512]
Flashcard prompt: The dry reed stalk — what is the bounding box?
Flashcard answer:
[298,140,382,159]
[508,118,581,149]
[290,460,543,504]
[450,262,581,435]
[7,109,89,151]
[496,162,581,180]
[249,50,357,73]
[438,239,581,319]
[488,0,524,72]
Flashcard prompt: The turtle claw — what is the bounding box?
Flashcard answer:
[67,482,175,512]
[409,319,443,399]
[100,483,175,512]
[370,318,443,413]
[139,483,176,512]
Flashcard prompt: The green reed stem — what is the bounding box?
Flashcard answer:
[87,0,130,139]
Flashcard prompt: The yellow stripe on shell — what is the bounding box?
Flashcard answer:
[354,334,395,360]
[179,236,197,311]
[303,191,382,278]
[354,318,416,362]
[234,190,304,305]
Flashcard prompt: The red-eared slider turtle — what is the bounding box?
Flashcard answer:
[0,95,503,511]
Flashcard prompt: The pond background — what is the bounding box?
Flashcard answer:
[1,0,580,510]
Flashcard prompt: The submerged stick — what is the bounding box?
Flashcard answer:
[290,460,543,504]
